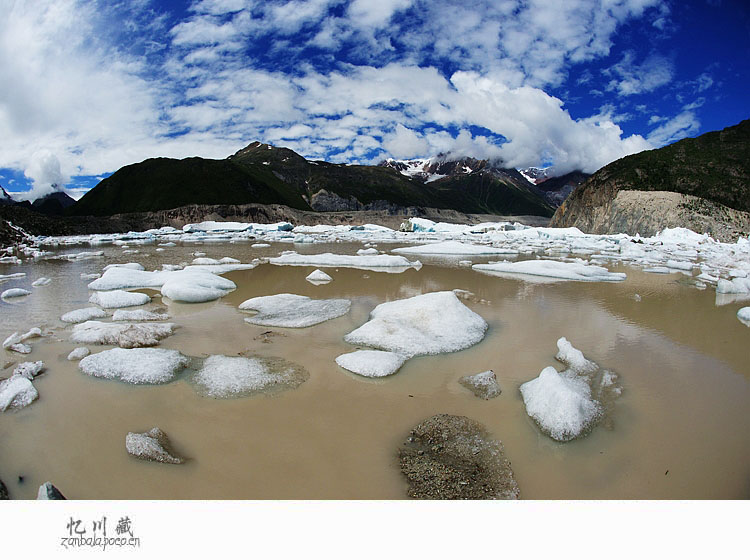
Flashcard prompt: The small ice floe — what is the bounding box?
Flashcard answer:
[1,288,31,299]
[13,361,45,380]
[81,273,101,280]
[79,348,189,384]
[0,375,38,412]
[112,309,169,322]
[191,257,220,265]
[126,427,184,464]
[399,414,519,499]
[2,328,43,354]
[183,221,253,233]
[251,243,271,248]
[0,273,26,281]
[737,307,750,327]
[458,260,473,267]
[343,291,487,358]
[473,260,626,282]
[67,347,90,361]
[269,251,420,273]
[61,307,108,324]
[643,266,671,274]
[103,263,145,271]
[520,337,621,442]
[89,290,150,309]
[393,240,518,256]
[305,269,333,285]
[459,370,501,399]
[239,294,351,328]
[37,482,65,500]
[192,355,308,398]
[161,271,236,303]
[71,321,176,348]
[31,277,52,287]
[335,350,407,378]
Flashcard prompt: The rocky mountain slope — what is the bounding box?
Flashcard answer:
[551,119,750,240]
[69,143,555,218]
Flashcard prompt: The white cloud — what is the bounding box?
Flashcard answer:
[605,52,674,96]
[647,111,700,146]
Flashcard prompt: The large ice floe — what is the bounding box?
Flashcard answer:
[239,294,351,327]
[393,240,518,256]
[79,348,190,384]
[335,350,408,378]
[71,320,176,348]
[473,259,626,282]
[520,337,621,442]
[191,355,308,398]
[269,251,421,273]
[1,288,31,299]
[343,291,487,358]
[89,290,151,309]
[88,266,241,303]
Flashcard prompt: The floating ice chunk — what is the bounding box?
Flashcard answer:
[1,288,31,299]
[61,307,108,323]
[31,277,52,287]
[738,307,750,327]
[161,271,235,302]
[716,277,750,294]
[13,361,44,380]
[0,273,26,281]
[5,343,31,354]
[459,260,473,267]
[126,427,184,464]
[269,251,420,272]
[459,370,501,399]
[112,309,169,321]
[520,366,601,442]
[305,269,332,285]
[88,267,161,290]
[0,375,38,411]
[357,248,379,255]
[103,263,144,271]
[67,347,90,361]
[183,221,253,233]
[191,257,221,265]
[219,257,240,264]
[555,337,598,374]
[79,348,189,384]
[393,241,518,256]
[71,321,176,348]
[192,355,308,398]
[81,273,100,280]
[239,294,351,327]
[335,350,407,377]
[37,482,65,500]
[89,290,150,308]
[2,328,42,353]
[666,260,694,271]
[344,291,487,358]
[473,259,626,282]
[251,243,270,248]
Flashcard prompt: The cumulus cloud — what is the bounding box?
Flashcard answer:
[0,0,676,196]
[605,52,674,96]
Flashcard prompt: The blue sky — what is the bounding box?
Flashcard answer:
[0,0,748,201]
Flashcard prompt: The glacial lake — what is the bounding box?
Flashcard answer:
[1,236,749,499]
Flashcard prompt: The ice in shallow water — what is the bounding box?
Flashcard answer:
[71,320,176,348]
[191,354,309,398]
[473,259,626,282]
[78,348,190,384]
[89,290,150,309]
[239,293,351,328]
[335,350,407,378]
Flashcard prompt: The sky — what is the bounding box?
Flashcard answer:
[0,0,748,201]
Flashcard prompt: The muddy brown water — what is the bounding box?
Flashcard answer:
[1,240,749,499]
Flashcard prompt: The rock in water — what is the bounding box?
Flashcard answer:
[0,479,8,499]
[126,428,184,464]
[399,414,519,500]
[37,482,66,500]
[459,370,501,399]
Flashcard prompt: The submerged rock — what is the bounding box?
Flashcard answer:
[192,354,309,398]
[37,482,66,500]
[399,414,519,500]
[126,427,184,464]
[459,370,501,399]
